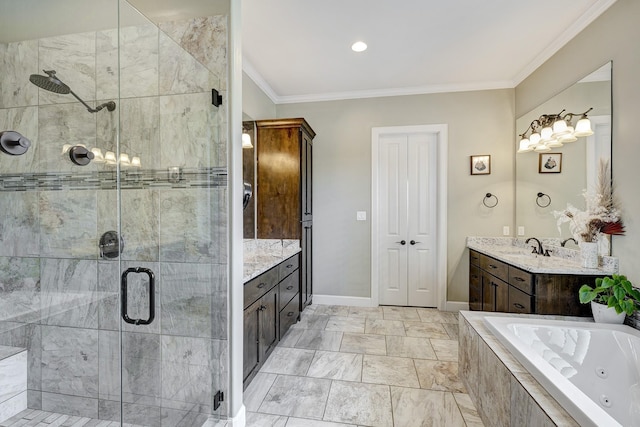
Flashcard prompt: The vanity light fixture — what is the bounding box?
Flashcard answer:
[351,41,367,52]
[242,132,253,149]
[104,151,117,165]
[517,108,594,154]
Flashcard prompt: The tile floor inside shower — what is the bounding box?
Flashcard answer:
[1,410,228,427]
[244,304,484,427]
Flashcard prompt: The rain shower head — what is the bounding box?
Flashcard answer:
[29,70,71,94]
[28,69,116,114]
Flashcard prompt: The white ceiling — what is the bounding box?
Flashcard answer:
[242,0,617,104]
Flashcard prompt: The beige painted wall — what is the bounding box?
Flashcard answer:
[516,0,640,284]
[242,70,276,119]
[277,90,515,302]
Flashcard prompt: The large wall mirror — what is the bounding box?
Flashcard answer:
[515,61,612,247]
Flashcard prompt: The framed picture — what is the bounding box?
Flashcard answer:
[538,153,562,173]
[470,155,491,175]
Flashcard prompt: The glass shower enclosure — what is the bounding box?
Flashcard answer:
[0,0,230,425]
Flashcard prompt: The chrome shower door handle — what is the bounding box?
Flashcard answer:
[121,267,155,325]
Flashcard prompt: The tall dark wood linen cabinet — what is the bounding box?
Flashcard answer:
[255,118,315,309]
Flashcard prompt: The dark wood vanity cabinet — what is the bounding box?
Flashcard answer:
[243,253,300,387]
[256,118,315,309]
[469,250,595,316]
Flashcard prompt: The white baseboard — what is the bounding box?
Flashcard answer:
[313,295,469,312]
[444,301,469,312]
[225,404,245,427]
[313,295,375,307]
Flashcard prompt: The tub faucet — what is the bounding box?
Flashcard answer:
[525,237,549,256]
[561,237,578,247]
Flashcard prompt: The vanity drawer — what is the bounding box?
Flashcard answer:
[469,250,480,267]
[279,272,299,311]
[278,253,299,280]
[509,267,534,295]
[244,267,279,309]
[480,254,508,283]
[279,295,300,339]
[508,286,534,314]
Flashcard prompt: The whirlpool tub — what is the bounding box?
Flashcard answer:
[484,316,640,427]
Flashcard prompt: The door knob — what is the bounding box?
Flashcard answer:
[410,240,420,245]
[396,240,406,245]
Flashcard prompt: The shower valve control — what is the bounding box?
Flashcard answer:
[69,145,95,166]
[99,230,124,259]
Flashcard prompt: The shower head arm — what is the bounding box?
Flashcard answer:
[68,89,101,113]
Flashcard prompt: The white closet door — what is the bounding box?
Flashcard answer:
[406,132,437,307]
[378,133,409,306]
[377,130,437,306]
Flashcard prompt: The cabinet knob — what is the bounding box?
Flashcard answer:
[257,283,266,289]
[286,285,294,290]
[287,311,295,317]
[513,303,525,310]
[396,240,406,245]
[514,277,525,282]
[410,240,420,245]
[286,264,293,268]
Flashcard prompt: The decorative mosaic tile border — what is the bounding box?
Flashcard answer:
[0,167,227,192]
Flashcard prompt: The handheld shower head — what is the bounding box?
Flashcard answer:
[29,70,71,94]
[28,69,116,114]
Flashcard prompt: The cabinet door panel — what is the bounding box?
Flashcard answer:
[301,133,313,221]
[260,286,279,359]
[482,272,495,312]
[469,264,482,311]
[243,301,261,384]
[495,278,509,312]
[301,223,312,308]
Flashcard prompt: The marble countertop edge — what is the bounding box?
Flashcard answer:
[466,236,618,275]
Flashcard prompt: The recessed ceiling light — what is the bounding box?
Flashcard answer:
[351,41,367,52]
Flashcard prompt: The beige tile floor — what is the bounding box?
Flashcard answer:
[244,304,484,427]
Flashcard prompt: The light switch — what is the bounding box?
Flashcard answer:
[518,226,525,236]
[503,226,510,236]
[356,211,367,221]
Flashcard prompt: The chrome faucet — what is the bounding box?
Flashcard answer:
[561,237,578,247]
[525,237,551,257]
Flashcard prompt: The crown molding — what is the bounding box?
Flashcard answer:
[273,80,514,104]
[242,57,280,104]
[512,0,617,86]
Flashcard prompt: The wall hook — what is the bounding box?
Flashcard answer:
[483,193,498,208]
[536,192,551,208]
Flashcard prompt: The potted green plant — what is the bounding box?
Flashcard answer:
[579,275,640,323]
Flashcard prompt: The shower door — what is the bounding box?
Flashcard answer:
[0,0,228,426]
[113,1,229,425]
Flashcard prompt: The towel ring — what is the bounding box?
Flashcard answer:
[483,193,498,208]
[536,192,551,208]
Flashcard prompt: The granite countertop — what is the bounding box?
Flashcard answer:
[467,236,618,275]
[243,239,301,282]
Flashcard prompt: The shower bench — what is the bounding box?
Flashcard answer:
[0,345,27,422]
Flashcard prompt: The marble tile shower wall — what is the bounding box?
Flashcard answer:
[0,15,229,426]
